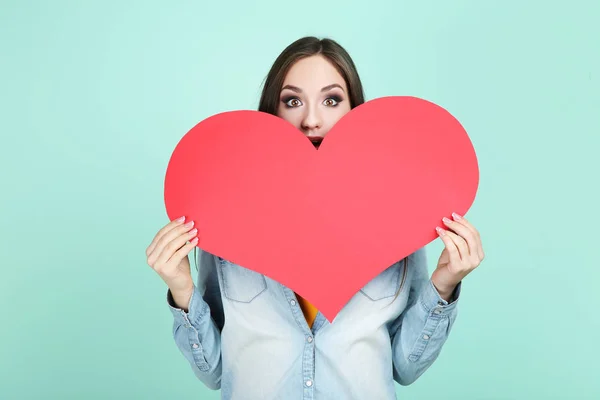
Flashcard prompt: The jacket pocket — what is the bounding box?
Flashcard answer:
[359,259,406,301]
[219,258,267,303]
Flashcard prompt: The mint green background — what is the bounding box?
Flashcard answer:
[1,0,598,399]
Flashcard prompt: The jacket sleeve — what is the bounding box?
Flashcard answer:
[166,247,224,390]
[390,246,461,386]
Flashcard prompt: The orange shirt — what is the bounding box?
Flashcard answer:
[295,293,318,328]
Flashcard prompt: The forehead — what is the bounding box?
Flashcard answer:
[283,55,347,91]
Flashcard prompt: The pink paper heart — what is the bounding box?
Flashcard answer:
[164,96,479,321]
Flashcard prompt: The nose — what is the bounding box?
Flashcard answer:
[301,105,322,132]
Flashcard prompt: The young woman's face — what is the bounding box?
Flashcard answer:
[277,55,351,149]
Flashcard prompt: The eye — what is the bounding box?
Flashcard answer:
[282,97,302,108]
[323,96,342,107]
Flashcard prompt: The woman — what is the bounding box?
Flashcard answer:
[146,36,485,399]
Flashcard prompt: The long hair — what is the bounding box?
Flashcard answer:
[194,36,365,272]
[258,36,365,115]
[194,38,409,304]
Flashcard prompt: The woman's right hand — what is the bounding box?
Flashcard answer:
[146,216,199,294]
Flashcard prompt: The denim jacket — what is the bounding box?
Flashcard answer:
[167,246,461,400]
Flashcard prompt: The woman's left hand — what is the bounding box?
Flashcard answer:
[430,212,485,301]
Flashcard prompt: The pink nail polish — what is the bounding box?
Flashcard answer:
[176,216,185,223]
[436,226,446,236]
[452,212,462,221]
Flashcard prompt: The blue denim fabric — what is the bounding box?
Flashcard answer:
[167,246,460,399]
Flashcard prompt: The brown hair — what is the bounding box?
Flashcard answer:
[194,36,365,272]
[193,37,407,304]
[258,36,365,115]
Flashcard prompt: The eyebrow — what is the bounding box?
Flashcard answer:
[280,83,345,93]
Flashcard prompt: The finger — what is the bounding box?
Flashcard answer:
[440,227,469,260]
[155,227,198,267]
[451,213,484,259]
[436,227,462,265]
[168,236,199,267]
[146,216,186,256]
[148,221,195,266]
[474,236,484,261]
[442,217,477,259]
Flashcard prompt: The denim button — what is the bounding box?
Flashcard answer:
[434,308,442,314]
[305,380,313,387]
[290,300,297,306]
[423,334,430,340]
[192,343,199,349]
[307,336,313,343]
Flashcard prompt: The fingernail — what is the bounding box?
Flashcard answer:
[188,228,198,236]
[176,216,185,223]
[442,217,452,225]
[452,212,462,220]
[184,220,194,228]
[191,237,198,245]
[436,226,446,236]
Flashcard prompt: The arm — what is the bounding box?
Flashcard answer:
[390,247,461,386]
[167,248,224,390]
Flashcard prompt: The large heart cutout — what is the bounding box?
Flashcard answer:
[164,96,479,322]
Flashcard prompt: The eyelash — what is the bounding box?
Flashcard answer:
[281,95,343,108]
